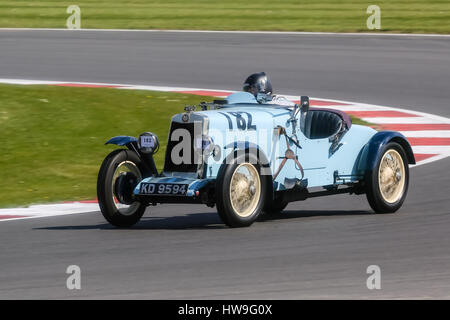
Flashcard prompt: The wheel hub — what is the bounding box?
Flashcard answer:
[378,149,406,203]
[229,163,261,218]
[111,160,142,216]
[114,171,138,205]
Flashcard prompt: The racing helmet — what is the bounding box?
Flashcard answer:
[243,72,273,97]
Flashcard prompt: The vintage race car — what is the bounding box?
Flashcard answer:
[97,92,415,228]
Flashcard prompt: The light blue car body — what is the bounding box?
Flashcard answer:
[107,91,402,199]
[106,91,415,202]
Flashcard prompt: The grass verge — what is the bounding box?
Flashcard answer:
[0,83,370,207]
[0,0,449,34]
[0,84,205,207]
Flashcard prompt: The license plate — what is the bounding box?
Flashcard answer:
[139,183,188,196]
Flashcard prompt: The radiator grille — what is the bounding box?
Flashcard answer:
[163,121,202,173]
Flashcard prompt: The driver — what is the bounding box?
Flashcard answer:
[242,72,295,107]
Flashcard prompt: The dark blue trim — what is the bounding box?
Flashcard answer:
[221,142,274,202]
[224,142,270,165]
[366,131,416,171]
[223,142,271,172]
[105,136,137,146]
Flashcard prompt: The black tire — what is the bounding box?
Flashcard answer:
[365,142,409,214]
[216,152,266,227]
[97,149,147,227]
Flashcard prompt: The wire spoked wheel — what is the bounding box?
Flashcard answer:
[229,163,262,218]
[378,149,406,204]
[366,142,409,214]
[216,152,266,227]
[97,149,147,227]
[111,161,142,216]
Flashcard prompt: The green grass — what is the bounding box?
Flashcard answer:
[350,116,371,127]
[0,84,370,208]
[0,0,449,33]
[0,84,208,207]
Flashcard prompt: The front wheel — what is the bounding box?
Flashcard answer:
[97,149,147,227]
[216,153,266,227]
[365,142,409,214]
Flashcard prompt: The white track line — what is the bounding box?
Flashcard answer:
[412,146,450,154]
[410,153,450,166]
[0,202,100,222]
[361,117,445,124]
[319,105,388,111]
[401,131,450,138]
[1,28,450,38]
[0,79,73,85]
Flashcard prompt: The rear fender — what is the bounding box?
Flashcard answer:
[359,131,416,174]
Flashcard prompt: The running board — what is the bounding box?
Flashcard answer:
[278,185,364,203]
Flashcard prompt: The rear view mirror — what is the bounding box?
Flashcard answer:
[300,96,309,113]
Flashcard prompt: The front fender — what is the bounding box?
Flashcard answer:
[104,135,158,176]
[220,144,275,203]
[223,142,272,176]
[362,131,416,173]
[105,136,138,146]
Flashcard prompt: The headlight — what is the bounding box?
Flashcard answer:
[138,132,159,154]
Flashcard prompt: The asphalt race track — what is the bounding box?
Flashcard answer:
[1,30,450,299]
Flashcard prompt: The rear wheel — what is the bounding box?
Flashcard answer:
[365,142,409,214]
[216,153,266,227]
[97,149,147,227]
